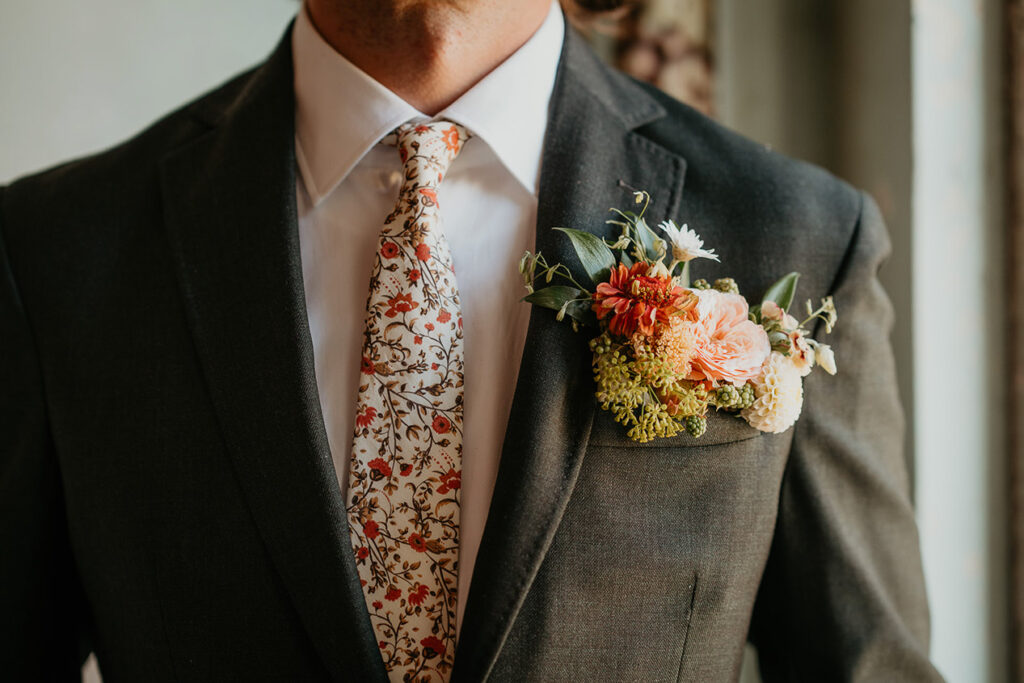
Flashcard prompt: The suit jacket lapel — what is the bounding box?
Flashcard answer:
[159,29,387,682]
[452,28,687,682]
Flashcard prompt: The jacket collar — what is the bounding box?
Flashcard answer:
[161,20,685,682]
[291,0,564,204]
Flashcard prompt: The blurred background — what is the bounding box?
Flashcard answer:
[0,0,1019,681]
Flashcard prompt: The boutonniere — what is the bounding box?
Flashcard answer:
[520,191,838,442]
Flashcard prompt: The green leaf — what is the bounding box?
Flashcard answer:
[553,228,616,286]
[524,286,595,325]
[524,285,581,309]
[761,272,801,312]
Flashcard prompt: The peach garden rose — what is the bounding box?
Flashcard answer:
[688,289,771,386]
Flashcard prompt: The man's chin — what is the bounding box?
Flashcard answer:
[570,0,631,12]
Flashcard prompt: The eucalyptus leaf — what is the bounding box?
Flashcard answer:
[524,286,596,325]
[761,272,800,312]
[553,228,616,286]
[634,216,665,262]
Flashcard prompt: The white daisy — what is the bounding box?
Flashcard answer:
[658,219,719,268]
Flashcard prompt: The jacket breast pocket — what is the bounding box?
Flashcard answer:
[506,405,779,680]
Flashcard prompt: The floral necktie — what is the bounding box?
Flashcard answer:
[348,121,470,682]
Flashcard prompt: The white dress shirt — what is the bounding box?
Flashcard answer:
[291,2,564,631]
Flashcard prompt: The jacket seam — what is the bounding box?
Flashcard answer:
[674,573,699,682]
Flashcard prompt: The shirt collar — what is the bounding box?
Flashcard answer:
[292,1,564,205]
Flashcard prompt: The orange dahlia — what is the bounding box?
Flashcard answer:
[592,262,696,337]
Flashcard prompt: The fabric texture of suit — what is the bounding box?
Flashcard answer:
[0,20,942,682]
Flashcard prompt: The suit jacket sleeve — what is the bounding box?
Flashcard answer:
[748,192,943,681]
[0,186,86,680]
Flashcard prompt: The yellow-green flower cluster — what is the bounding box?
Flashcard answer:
[590,333,709,442]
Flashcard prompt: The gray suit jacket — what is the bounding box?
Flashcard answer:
[0,21,941,683]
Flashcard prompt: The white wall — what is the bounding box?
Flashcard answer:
[0,0,298,183]
[913,0,1007,680]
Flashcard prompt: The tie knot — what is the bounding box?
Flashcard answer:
[388,120,471,189]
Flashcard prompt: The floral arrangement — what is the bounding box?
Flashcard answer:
[520,191,838,442]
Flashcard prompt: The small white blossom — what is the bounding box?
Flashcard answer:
[610,235,631,250]
[658,220,719,267]
[820,296,838,333]
[788,331,815,377]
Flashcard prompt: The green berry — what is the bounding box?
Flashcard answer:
[692,278,711,290]
[737,384,755,410]
[685,415,707,438]
[714,277,740,295]
[715,385,740,408]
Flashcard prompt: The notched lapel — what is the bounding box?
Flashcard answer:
[453,28,687,682]
[159,30,386,682]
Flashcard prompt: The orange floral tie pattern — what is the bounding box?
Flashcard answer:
[348,121,470,682]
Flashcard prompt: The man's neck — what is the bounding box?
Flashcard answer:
[305,0,553,115]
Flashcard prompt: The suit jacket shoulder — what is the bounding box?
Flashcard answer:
[3,62,255,244]
[641,79,863,231]
[0,52,288,335]
[640,80,870,292]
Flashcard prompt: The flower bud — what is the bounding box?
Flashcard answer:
[815,343,837,375]
[761,300,784,321]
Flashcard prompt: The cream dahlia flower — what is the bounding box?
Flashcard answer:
[658,220,719,267]
[741,352,805,433]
